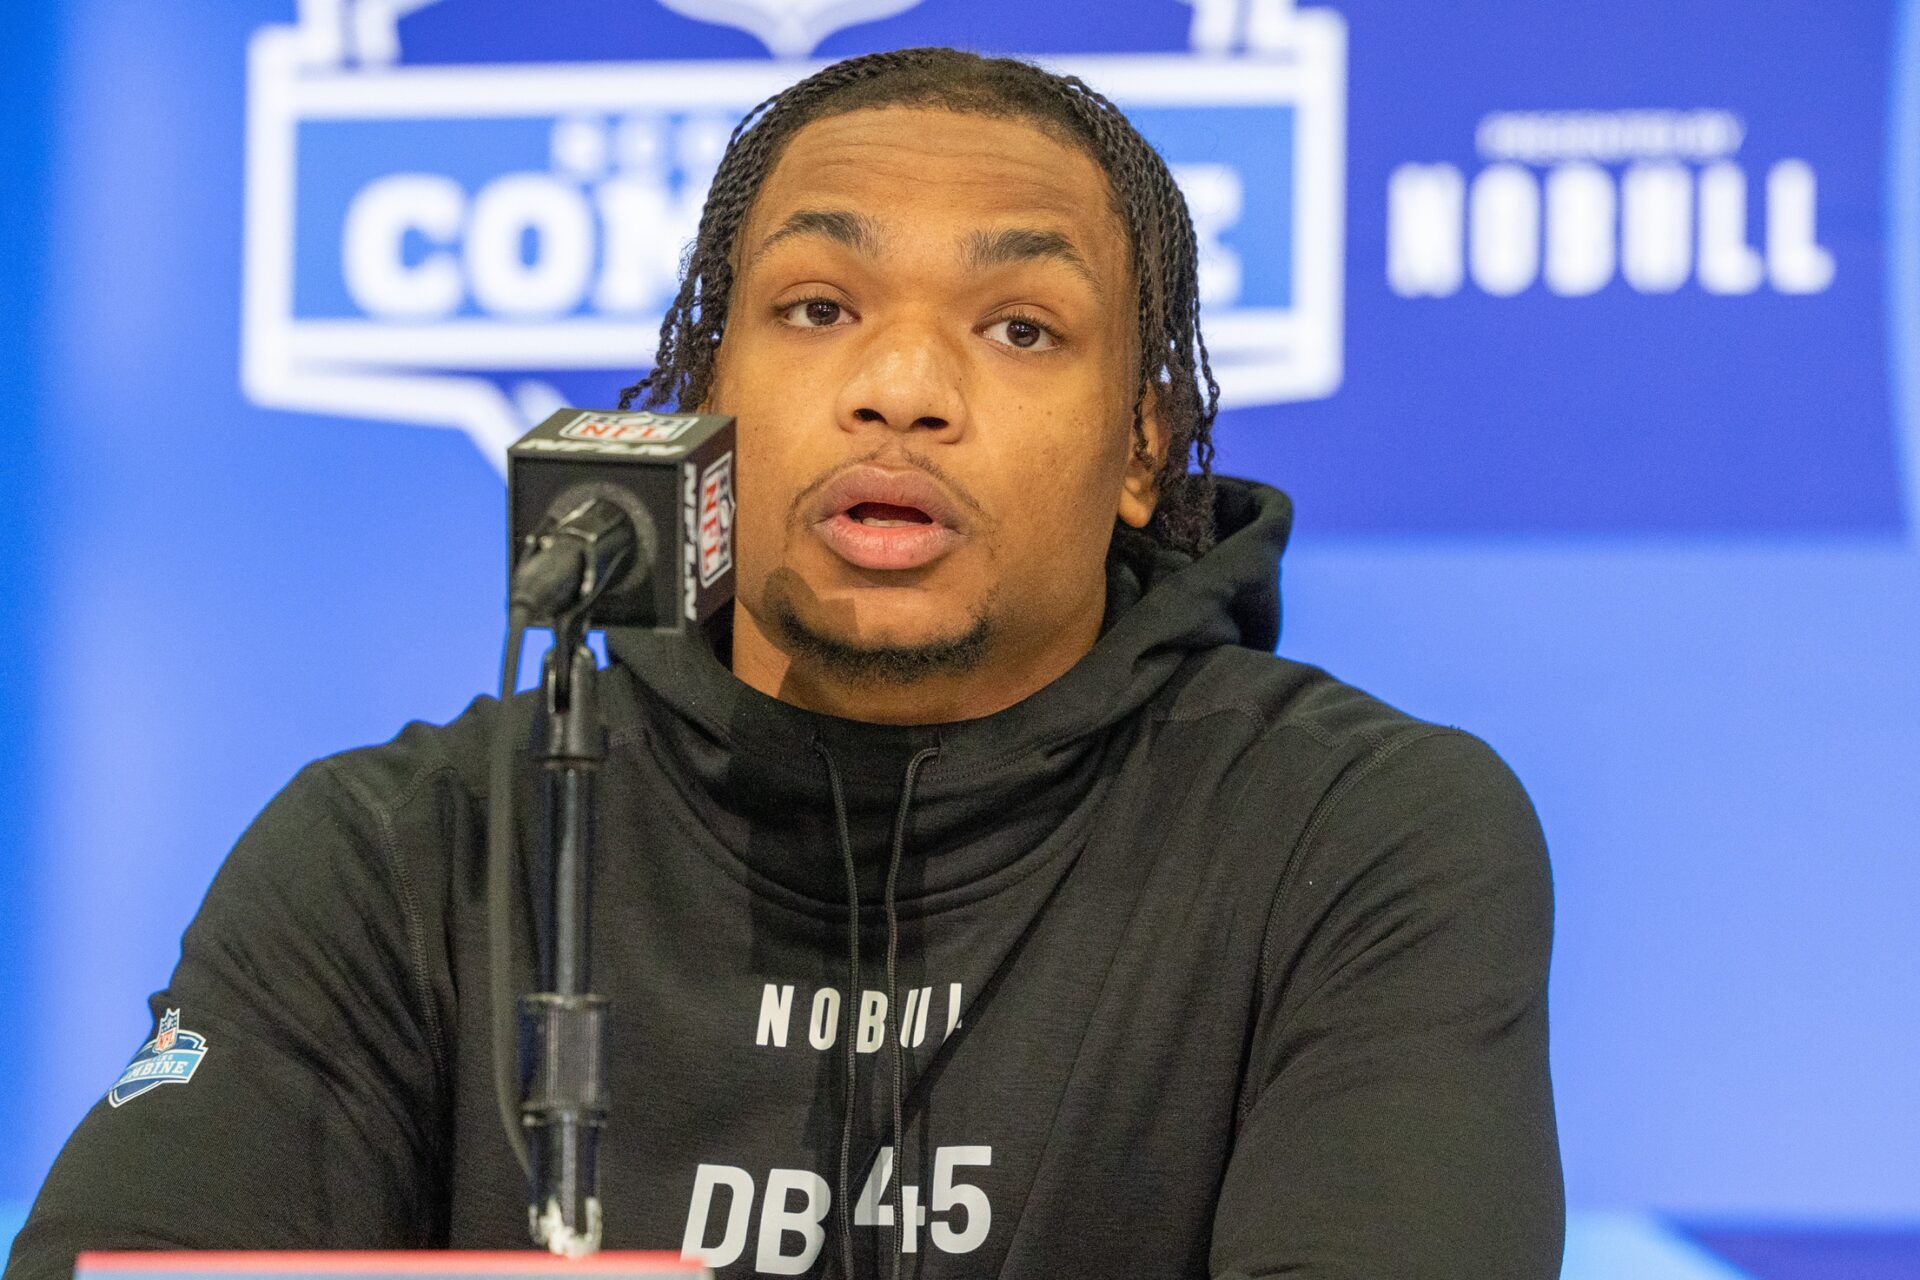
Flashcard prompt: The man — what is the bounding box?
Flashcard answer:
[7,47,1562,1280]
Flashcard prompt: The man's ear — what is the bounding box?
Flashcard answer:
[1116,387,1169,529]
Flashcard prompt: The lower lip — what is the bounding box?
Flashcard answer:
[813,512,961,571]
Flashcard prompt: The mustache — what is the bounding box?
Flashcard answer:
[788,446,992,529]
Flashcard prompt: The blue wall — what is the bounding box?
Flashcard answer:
[0,3,53,1207]
[5,0,1917,1224]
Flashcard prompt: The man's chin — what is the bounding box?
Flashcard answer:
[765,588,994,688]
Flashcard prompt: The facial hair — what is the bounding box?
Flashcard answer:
[761,569,996,687]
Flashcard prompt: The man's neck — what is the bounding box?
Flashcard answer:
[727,598,1103,726]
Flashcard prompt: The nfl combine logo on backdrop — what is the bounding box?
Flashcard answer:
[107,1009,209,1108]
[239,0,1347,469]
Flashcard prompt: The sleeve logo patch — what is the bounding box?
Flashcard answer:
[107,1009,208,1108]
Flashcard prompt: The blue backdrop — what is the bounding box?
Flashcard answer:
[4,0,1917,1253]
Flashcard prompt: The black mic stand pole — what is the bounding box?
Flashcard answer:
[521,601,609,1256]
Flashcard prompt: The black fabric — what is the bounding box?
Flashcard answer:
[5,476,1564,1279]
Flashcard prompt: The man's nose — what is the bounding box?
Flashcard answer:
[833,316,967,438]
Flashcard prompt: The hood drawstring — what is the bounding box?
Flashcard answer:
[885,741,941,1280]
[812,738,861,1280]
[811,735,942,1280]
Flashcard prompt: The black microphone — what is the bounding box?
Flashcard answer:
[507,407,737,630]
[493,405,739,1255]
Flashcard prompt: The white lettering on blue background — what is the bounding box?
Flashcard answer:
[1388,109,1835,298]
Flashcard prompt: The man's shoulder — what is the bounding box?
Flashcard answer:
[1156,644,1539,847]
[299,691,510,823]
[1162,642,1475,761]
[1162,648,1551,985]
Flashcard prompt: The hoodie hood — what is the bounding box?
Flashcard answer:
[600,476,1292,906]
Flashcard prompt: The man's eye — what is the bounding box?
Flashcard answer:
[779,298,852,328]
[984,315,1059,351]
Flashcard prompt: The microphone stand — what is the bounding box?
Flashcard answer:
[521,601,609,1256]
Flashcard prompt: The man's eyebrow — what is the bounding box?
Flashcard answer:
[749,209,882,267]
[963,227,1103,296]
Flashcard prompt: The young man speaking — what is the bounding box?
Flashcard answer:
[7,48,1563,1280]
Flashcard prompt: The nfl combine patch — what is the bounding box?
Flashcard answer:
[107,1009,208,1108]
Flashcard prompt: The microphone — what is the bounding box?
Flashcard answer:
[507,407,737,630]
[493,405,738,1255]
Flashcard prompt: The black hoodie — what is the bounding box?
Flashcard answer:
[6,478,1564,1279]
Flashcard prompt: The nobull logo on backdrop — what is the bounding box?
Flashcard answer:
[241,0,1347,470]
[1387,109,1836,299]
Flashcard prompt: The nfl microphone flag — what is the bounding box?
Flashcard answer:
[508,408,737,632]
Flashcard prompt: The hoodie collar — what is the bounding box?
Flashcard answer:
[600,477,1292,908]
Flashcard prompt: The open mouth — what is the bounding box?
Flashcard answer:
[808,465,968,571]
[846,501,935,528]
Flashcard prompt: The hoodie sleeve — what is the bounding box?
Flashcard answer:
[3,758,449,1280]
[1210,729,1564,1280]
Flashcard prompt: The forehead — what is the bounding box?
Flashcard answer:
[743,106,1128,273]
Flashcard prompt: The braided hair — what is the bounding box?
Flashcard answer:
[620,46,1222,556]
